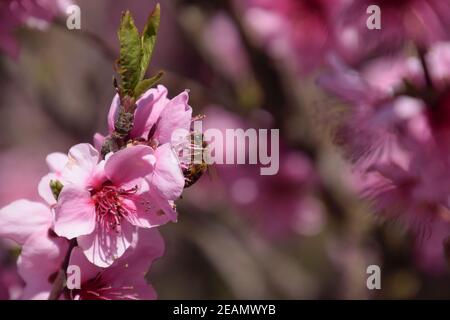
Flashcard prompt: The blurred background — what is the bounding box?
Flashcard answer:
[1,0,450,299]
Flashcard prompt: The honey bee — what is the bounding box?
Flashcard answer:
[183,160,209,188]
[175,128,216,188]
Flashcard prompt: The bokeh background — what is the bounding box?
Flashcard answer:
[1,0,450,299]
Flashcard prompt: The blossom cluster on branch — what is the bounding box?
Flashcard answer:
[3,0,450,300]
[0,5,201,300]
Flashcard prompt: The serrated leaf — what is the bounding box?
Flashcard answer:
[139,4,160,82]
[134,71,164,99]
[118,11,142,96]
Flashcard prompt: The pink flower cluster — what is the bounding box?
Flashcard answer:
[0,0,71,58]
[319,43,450,233]
[319,41,450,270]
[0,85,193,299]
[243,0,450,72]
[242,0,450,270]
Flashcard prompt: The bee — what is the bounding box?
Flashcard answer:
[173,126,216,188]
[183,130,208,188]
[184,160,218,188]
[183,160,209,188]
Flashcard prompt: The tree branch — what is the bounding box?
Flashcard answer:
[48,239,77,300]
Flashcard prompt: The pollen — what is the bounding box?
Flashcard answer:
[92,184,138,232]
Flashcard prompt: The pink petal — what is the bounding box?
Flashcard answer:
[107,94,120,133]
[77,222,136,267]
[149,143,184,200]
[103,229,164,300]
[38,173,57,205]
[0,200,52,245]
[68,246,102,284]
[124,228,165,271]
[105,145,155,186]
[18,231,68,300]
[46,152,68,174]
[108,276,157,300]
[125,281,157,300]
[153,90,192,145]
[90,158,108,187]
[126,192,176,227]
[131,85,169,139]
[54,186,96,240]
[151,193,178,223]
[61,143,100,187]
[93,133,106,152]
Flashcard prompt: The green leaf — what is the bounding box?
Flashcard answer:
[134,71,164,99]
[140,4,160,82]
[118,11,142,96]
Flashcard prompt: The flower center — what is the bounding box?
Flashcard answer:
[69,273,138,300]
[91,183,138,233]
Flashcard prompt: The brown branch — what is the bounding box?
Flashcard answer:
[48,239,77,300]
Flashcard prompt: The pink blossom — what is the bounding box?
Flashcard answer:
[0,0,72,58]
[65,228,164,300]
[0,222,164,300]
[0,199,68,299]
[53,143,183,267]
[94,85,192,152]
[319,43,450,232]
[243,0,346,74]
[335,0,450,64]
[38,152,69,206]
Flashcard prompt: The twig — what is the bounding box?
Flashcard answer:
[48,239,77,300]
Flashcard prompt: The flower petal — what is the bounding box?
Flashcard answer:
[131,85,169,139]
[103,228,164,300]
[126,281,157,300]
[153,90,192,145]
[125,192,176,228]
[18,231,68,300]
[54,186,96,240]
[123,228,165,272]
[61,143,100,187]
[38,173,57,206]
[0,200,52,245]
[149,143,184,200]
[105,145,155,186]
[77,222,136,267]
[107,94,120,133]
[46,152,68,174]
[68,246,102,284]
[93,133,106,153]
